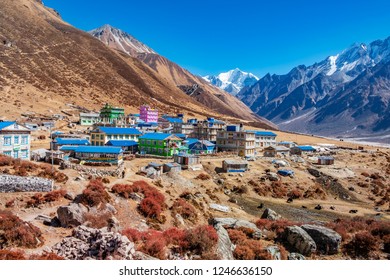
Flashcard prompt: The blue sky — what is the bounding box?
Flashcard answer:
[45,0,390,77]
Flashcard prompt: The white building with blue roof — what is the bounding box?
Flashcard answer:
[0,121,31,159]
[90,126,142,146]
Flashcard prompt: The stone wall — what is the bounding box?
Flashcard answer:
[61,161,124,178]
[0,175,53,192]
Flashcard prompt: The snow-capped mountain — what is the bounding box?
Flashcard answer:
[203,68,259,96]
[237,36,390,142]
[88,24,155,56]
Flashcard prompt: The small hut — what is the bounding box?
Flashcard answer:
[317,156,334,165]
[163,162,182,173]
[222,160,248,173]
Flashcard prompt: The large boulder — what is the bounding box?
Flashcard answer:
[57,203,87,227]
[288,252,306,260]
[284,226,316,256]
[301,224,341,255]
[52,225,139,260]
[266,245,282,260]
[261,208,281,221]
[213,223,235,260]
[211,218,262,239]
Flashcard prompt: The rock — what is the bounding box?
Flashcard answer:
[129,193,144,202]
[301,224,341,255]
[266,245,282,260]
[257,203,264,209]
[35,214,52,224]
[213,223,235,260]
[261,208,281,221]
[57,203,87,228]
[209,203,231,213]
[307,168,321,178]
[348,186,355,191]
[218,179,225,185]
[52,226,140,260]
[349,209,358,214]
[284,226,316,256]
[175,213,185,226]
[64,192,75,200]
[0,175,53,193]
[211,218,262,239]
[267,172,279,181]
[107,217,120,232]
[105,203,117,214]
[288,252,306,260]
[287,197,293,203]
[314,204,322,210]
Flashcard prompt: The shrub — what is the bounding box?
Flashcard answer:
[83,212,112,229]
[227,229,247,245]
[29,252,64,260]
[122,228,143,243]
[383,235,390,253]
[234,245,255,260]
[0,211,43,248]
[5,199,15,208]
[80,180,110,207]
[102,178,110,184]
[343,231,379,258]
[143,237,167,259]
[0,249,26,260]
[139,197,162,218]
[26,189,66,208]
[288,189,302,199]
[0,155,14,166]
[172,199,196,220]
[185,225,218,254]
[163,228,187,248]
[195,173,211,180]
[232,185,249,194]
[255,219,299,235]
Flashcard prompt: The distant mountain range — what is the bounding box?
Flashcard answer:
[203,68,259,96]
[237,37,390,143]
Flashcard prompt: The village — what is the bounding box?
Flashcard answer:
[0,103,390,260]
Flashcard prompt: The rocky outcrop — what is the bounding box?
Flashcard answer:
[266,245,282,260]
[284,226,316,256]
[0,175,53,192]
[57,203,87,227]
[211,218,262,239]
[288,252,306,260]
[301,224,341,255]
[261,208,281,221]
[213,223,235,260]
[52,226,146,260]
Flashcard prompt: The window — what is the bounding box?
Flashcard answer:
[21,149,28,158]
[107,135,112,140]
[125,135,129,139]
[3,151,11,157]
[119,135,123,139]
[14,136,19,144]
[100,135,104,140]
[92,134,95,139]
[13,151,19,158]
[113,135,118,140]
[3,136,11,146]
[21,136,28,145]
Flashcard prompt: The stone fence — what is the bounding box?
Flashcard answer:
[60,161,125,178]
[0,175,53,192]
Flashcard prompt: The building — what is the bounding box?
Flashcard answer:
[317,156,334,165]
[173,153,201,169]
[173,118,225,142]
[100,103,125,123]
[222,159,249,173]
[263,146,290,157]
[278,141,297,148]
[0,121,31,159]
[138,133,184,157]
[297,145,316,153]
[140,105,158,123]
[249,131,277,149]
[106,140,138,154]
[79,112,100,126]
[185,138,215,154]
[290,146,302,156]
[73,146,123,165]
[216,125,255,157]
[90,127,142,146]
[163,162,182,173]
[52,138,90,150]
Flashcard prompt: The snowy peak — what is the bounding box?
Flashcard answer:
[89,24,155,56]
[203,68,259,95]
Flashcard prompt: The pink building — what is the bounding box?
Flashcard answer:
[140,105,158,123]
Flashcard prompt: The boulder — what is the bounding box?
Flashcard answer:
[284,226,316,256]
[57,203,87,227]
[211,218,262,239]
[213,223,235,260]
[261,208,281,221]
[301,224,341,255]
[266,245,282,260]
[209,203,231,213]
[288,252,306,260]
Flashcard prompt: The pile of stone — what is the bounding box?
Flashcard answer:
[0,175,53,192]
[52,225,153,260]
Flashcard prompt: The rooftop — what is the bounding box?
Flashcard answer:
[139,133,180,141]
[163,117,183,123]
[98,127,142,135]
[0,121,15,131]
[106,140,138,147]
[74,146,123,154]
[248,130,277,137]
[223,159,248,165]
[55,138,90,145]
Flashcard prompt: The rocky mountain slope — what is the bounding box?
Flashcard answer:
[88,25,274,126]
[203,68,259,96]
[0,0,274,129]
[238,37,390,142]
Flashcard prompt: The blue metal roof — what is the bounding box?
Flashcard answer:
[139,133,178,140]
[279,141,294,144]
[74,146,122,154]
[164,117,183,123]
[98,127,142,135]
[185,138,199,146]
[297,145,316,151]
[56,138,90,145]
[247,130,277,136]
[106,140,138,147]
[174,133,186,139]
[0,121,15,131]
[59,145,79,151]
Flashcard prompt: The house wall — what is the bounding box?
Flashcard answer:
[139,138,181,157]
[0,127,31,159]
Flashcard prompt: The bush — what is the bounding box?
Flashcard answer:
[172,199,196,220]
[234,245,255,260]
[29,252,64,260]
[383,235,390,253]
[232,185,249,194]
[0,211,43,248]
[288,189,302,199]
[0,155,14,166]
[5,199,15,208]
[139,198,162,218]
[227,229,247,245]
[195,173,211,180]
[80,180,110,207]
[122,228,143,243]
[185,225,218,254]
[343,231,379,258]
[0,249,26,260]
[83,212,112,229]
[255,219,299,235]
[26,189,66,208]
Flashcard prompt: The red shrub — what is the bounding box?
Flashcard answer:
[44,189,66,202]
[0,211,43,248]
[172,199,196,220]
[383,235,390,253]
[29,252,64,260]
[234,245,255,260]
[26,194,45,208]
[81,180,110,207]
[163,228,187,248]
[0,155,14,166]
[122,228,143,243]
[288,189,303,199]
[195,173,211,180]
[227,229,247,245]
[255,219,298,235]
[83,212,112,229]
[139,197,162,218]
[143,237,167,259]
[0,249,26,260]
[5,199,15,208]
[343,231,379,258]
[184,225,218,254]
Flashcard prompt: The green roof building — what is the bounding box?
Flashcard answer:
[99,103,125,123]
